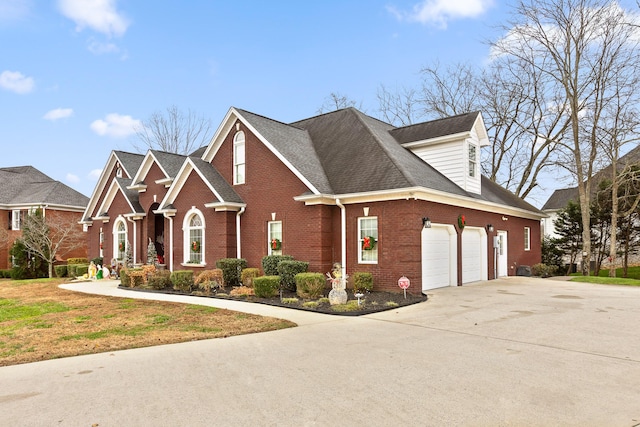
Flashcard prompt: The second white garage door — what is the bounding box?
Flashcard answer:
[461,227,488,284]
[421,224,457,291]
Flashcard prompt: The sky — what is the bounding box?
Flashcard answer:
[0,0,560,206]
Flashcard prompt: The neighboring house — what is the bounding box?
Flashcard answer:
[542,144,640,238]
[81,107,544,294]
[0,166,90,270]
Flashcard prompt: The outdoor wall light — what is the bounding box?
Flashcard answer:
[487,224,494,232]
[422,217,432,229]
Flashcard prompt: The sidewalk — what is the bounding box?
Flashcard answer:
[59,279,338,326]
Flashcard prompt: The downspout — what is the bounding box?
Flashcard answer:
[236,207,246,259]
[336,198,347,280]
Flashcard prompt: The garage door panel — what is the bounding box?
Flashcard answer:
[422,226,455,291]
[462,227,487,284]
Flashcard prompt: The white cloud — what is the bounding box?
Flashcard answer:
[66,173,80,183]
[90,113,140,138]
[0,70,34,94]
[87,39,119,55]
[389,0,494,29]
[43,108,74,121]
[57,0,129,37]
[88,169,102,180]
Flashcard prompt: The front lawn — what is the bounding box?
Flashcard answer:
[0,278,295,367]
[570,276,640,286]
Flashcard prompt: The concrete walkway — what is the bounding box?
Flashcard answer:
[2,277,640,426]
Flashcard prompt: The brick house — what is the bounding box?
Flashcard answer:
[81,107,544,294]
[0,166,89,270]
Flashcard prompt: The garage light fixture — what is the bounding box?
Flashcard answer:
[422,217,431,229]
[487,224,494,232]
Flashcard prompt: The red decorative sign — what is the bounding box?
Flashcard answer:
[398,276,410,290]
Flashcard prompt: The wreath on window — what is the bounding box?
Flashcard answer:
[458,214,466,230]
[362,236,376,251]
[271,238,281,251]
[118,242,125,252]
[191,240,200,252]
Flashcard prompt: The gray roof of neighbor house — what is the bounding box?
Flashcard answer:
[542,144,640,211]
[0,166,89,208]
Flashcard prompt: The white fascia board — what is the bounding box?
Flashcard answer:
[82,152,119,223]
[155,178,173,187]
[96,179,138,218]
[400,132,469,149]
[473,112,491,147]
[159,158,224,209]
[201,107,237,162]
[295,187,547,220]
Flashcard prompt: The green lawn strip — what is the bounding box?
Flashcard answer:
[570,266,640,280]
[570,276,640,286]
[0,298,71,322]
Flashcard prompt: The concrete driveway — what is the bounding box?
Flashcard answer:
[2,277,639,426]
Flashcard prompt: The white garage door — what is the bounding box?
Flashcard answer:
[422,225,456,291]
[462,227,487,284]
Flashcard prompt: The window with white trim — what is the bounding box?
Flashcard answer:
[11,210,21,230]
[114,219,127,260]
[184,210,205,264]
[468,144,477,178]
[524,227,531,251]
[268,221,282,255]
[358,217,378,264]
[233,131,246,185]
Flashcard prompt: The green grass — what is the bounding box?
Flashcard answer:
[0,298,71,322]
[570,276,640,286]
[571,265,640,280]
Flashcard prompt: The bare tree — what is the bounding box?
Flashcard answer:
[317,92,362,114]
[377,84,420,126]
[133,105,212,155]
[492,0,640,275]
[19,209,86,278]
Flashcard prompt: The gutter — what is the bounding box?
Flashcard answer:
[336,198,347,280]
[236,206,246,259]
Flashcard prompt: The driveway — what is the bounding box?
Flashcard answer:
[1,277,639,426]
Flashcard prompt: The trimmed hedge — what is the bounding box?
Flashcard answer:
[194,269,224,293]
[75,264,89,277]
[216,258,247,287]
[54,265,68,278]
[67,258,89,265]
[277,260,309,292]
[148,270,172,290]
[0,269,11,278]
[352,272,374,293]
[120,268,142,287]
[241,268,260,288]
[295,272,326,299]
[171,270,194,292]
[254,276,280,298]
[261,255,294,276]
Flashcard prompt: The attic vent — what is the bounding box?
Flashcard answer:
[116,167,123,178]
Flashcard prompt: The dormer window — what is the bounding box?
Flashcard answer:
[468,144,477,178]
[233,131,245,185]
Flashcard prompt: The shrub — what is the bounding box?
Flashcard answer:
[120,268,142,287]
[230,286,254,296]
[261,255,294,276]
[254,276,280,298]
[67,258,89,265]
[216,258,247,287]
[352,272,374,293]
[195,269,224,294]
[91,257,104,267]
[0,269,11,278]
[67,264,77,278]
[54,265,68,278]
[241,268,260,287]
[147,270,172,290]
[277,260,309,292]
[295,272,326,299]
[75,264,89,277]
[532,263,558,278]
[171,270,194,292]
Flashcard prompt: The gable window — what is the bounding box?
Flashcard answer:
[114,219,127,260]
[11,210,21,230]
[524,227,531,251]
[268,221,282,255]
[468,144,477,178]
[233,131,246,185]
[358,217,378,264]
[184,209,205,264]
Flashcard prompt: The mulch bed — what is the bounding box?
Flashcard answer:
[119,285,428,316]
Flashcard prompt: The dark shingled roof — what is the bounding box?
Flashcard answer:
[389,111,481,144]
[115,177,144,214]
[188,158,244,204]
[150,150,187,179]
[0,166,89,208]
[113,151,144,179]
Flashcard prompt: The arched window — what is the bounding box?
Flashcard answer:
[114,218,127,261]
[233,131,245,185]
[184,209,205,264]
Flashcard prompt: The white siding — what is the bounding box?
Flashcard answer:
[412,140,465,189]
